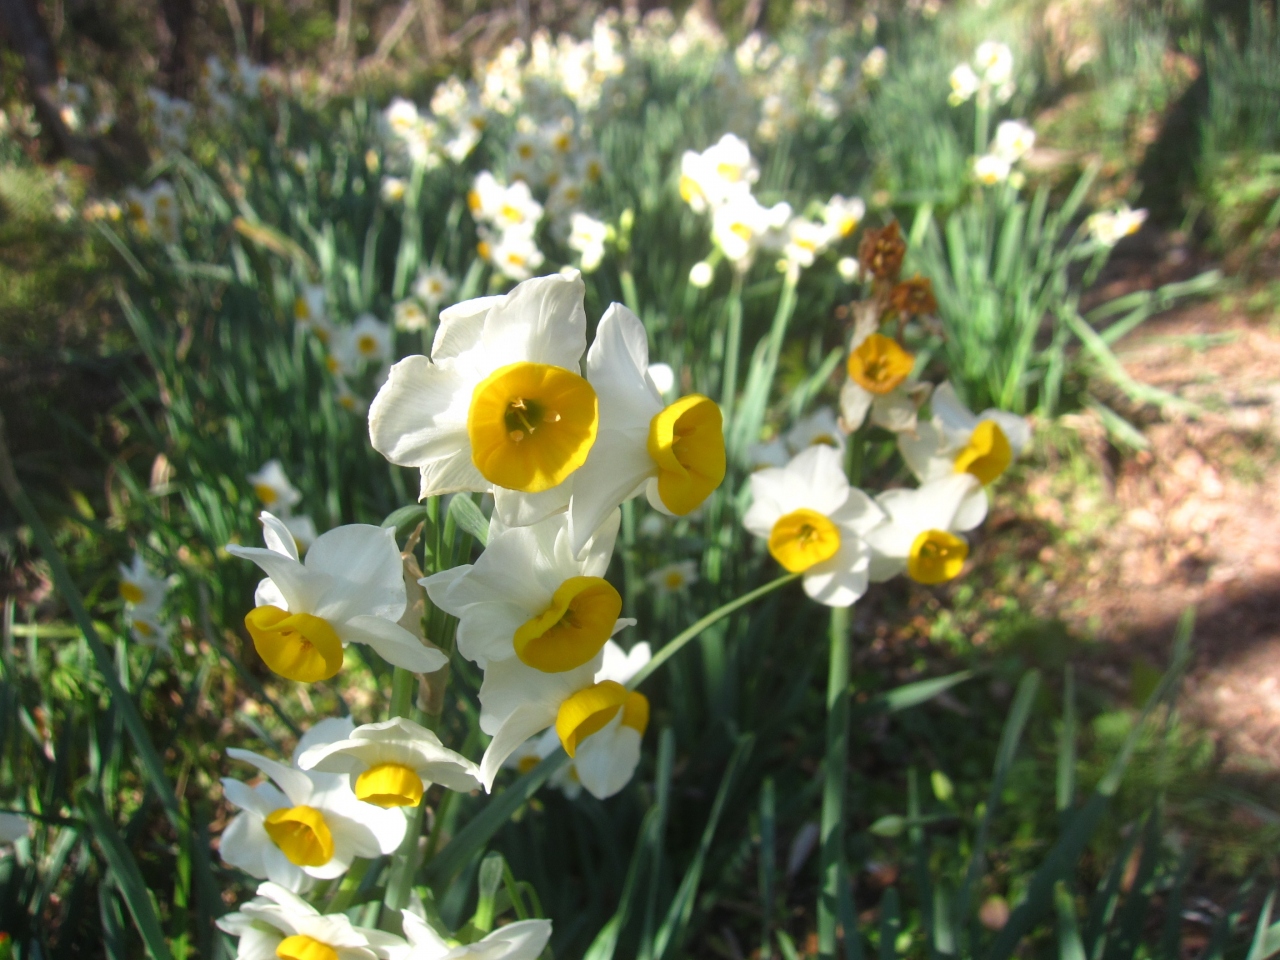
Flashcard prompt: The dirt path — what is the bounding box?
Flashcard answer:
[1050,300,1280,771]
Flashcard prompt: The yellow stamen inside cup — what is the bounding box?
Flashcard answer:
[468,362,599,493]
[262,805,334,867]
[514,576,621,673]
[293,297,311,321]
[847,333,914,395]
[133,619,156,638]
[253,483,278,506]
[907,530,968,584]
[768,509,841,573]
[556,681,629,757]
[730,222,753,242]
[517,755,540,774]
[664,571,685,590]
[276,934,339,960]
[647,394,726,515]
[952,421,1012,485]
[244,606,343,682]
[354,762,424,808]
[621,691,650,735]
[120,582,146,604]
[357,334,378,355]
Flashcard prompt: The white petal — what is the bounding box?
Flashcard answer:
[368,356,473,469]
[306,525,407,623]
[838,379,872,430]
[452,602,529,669]
[433,296,499,359]
[221,778,288,817]
[477,273,587,371]
[586,303,664,426]
[226,546,326,615]
[254,576,289,610]
[260,512,300,561]
[295,718,357,761]
[870,389,921,433]
[801,536,871,607]
[897,423,952,484]
[979,410,1032,455]
[478,655,598,734]
[930,382,979,435]
[478,702,559,792]
[574,724,641,799]
[419,452,489,498]
[339,616,448,673]
[952,480,988,531]
[492,482,572,529]
[401,910,451,954]
[225,748,315,806]
[568,425,653,557]
[595,639,652,685]
[473,919,554,960]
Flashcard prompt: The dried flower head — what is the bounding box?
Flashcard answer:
[889,276,938,317]
[857,221,906,283]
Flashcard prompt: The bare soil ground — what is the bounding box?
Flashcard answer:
[1046,297,1280,772]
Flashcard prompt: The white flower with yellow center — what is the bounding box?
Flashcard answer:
[398,910,551,960]
[973,153,1012,186]
[220,719,408,891]
[294,284,329,340]
[948,63,981,106]
[352,314,394,367]
[863,473,988,585]
[482,226,546,282]
[216,881,406,959]
[422,510,626,671]
[678,134,760,213]
[395,300,430,333]
[567,304,726,554]
[647,560,698,595]
[128,608,171,650]
[743,445,884,607]
[1086,205,1147,246]
[414,267,455,310]
[821,195,866,240]
[974,41,1014,87]
[786,406,846,455]
[369,273,596,524]
[468,172,543,232]
[567,213,608,273]
[382,177,408,204]
[570,640,651,800]
[712,191,792,266]
[247,460,302,513]
[782,218,835,271]
[839,328,931,433]
[898,382,1031,486]
[993,120,1036,162]
[298,717,479,810]
[119,552,167,609]
[228,512,446,682]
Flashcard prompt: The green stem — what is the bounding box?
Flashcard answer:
[380,798,426,932]
[818,603,851,959]
[629,572,799,690]
[720,271,746,424]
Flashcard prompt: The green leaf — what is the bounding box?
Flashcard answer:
[79,790,175,960]
[872,671,975,713]
[448,494,491,547]
[652,734,754,960]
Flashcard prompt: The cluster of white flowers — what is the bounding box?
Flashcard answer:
[468,172,547,281]
[288,282,394,413]
[1086,205,1148,246]
[123,181,180,243]
[973,119,1036,186]
[742,312,1030,608]
[142,87,193,152]
[948,41,1016,108]
[679,134,865,277]
[119,552,171,649]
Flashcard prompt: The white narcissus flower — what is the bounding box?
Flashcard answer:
[647,560,698,594]
[219,719,408,891]
[822,195,866,240]
[993,120,1035,162]
[948,63,980,106]
[368,273,594,525]
[785,407,846,457]
[293,284,328,340]
[567,212,608,273]
[678,134,759,213]
[279,514,319,554]
[216,881,406,959]
[421,510,627,671]
[119,552,167,609]
[743,445,885,607]
[782,218,835,270]
[395,299,430,333]
[898,382,1032,486]
[228,512,446,681]
[414,266,455,310]
[712,191,792,266]
[352,314,394,366]
[974,41,1014,86]
[469,172,543,232]
[839,327,931,434]
[399,910,551,960]
[571,640,652,799]
[863,473,988,585]
[567,304,726,554]
[247,460,302,513]
[973,153,1012,186]
[299,717,479,809]
[1086,205,1147,246]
